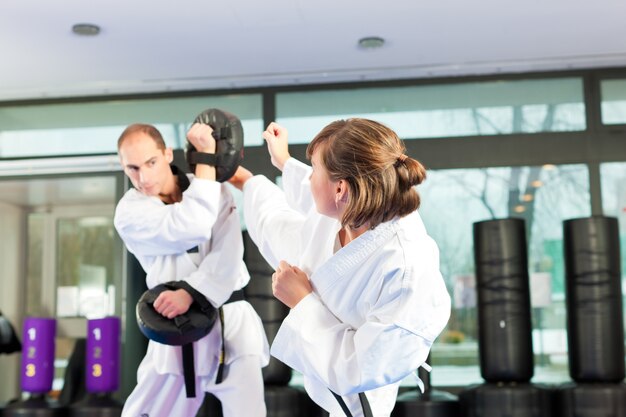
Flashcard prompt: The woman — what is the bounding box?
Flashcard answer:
[230,119,450,417]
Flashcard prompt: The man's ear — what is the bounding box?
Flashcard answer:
[165,148,174,164]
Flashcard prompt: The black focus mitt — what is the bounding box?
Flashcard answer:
[136,281,217,346]
[186,108,244,182]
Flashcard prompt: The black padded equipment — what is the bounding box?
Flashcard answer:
[473,218,534,383]
[241,231,327,417]
[555,382,626,417]
[242,231,292,385]
[3,395,67,417]
[391,359,460,417]
[393,390,459,417]
[265,386,322,417]
[136,281,217,346]
[68,394,122,417]
[187,108,244,182]
[137,280,218,398]
[563,216,624,383]
[0,310,22,354]
[458,383,554,417]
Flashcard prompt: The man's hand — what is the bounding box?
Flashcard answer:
[153,289,194,319]
[187,123,217,180]
[271,260,312,308]
[187,123,216,154]
[262,122,291,171]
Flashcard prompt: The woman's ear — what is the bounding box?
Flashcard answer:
[335,179,349,203]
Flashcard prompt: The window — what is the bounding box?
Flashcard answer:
[600,162,626,278]
[277,78,585,144]
[24,176,119,391]
[418,164,590,386]
[6,69,626,394]
[0,94,264,158]
[56,216,117,318]
[601,79,626,124]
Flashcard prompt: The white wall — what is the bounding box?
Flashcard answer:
[0,201,26,404]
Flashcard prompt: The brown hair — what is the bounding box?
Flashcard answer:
[117,123,166,151]
[306,118,426,229]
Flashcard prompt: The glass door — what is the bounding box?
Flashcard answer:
[19,176,122,394]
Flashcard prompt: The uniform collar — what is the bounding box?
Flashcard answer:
[312,219,398,296]
[170,164,190,192]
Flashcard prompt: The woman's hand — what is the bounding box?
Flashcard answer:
[228,166,254,190]
[262,122,291,171]
[272,260,312,308]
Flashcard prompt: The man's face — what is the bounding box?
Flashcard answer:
[119,132,173,197]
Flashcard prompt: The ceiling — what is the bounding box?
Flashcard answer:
[2,0,626,102]
[1,0,626,208]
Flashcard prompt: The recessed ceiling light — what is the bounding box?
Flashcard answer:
[358,36,385,49]
[72,23,101,36]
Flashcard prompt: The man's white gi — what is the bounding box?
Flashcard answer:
[115,175,270,417]
[243,158,451,417]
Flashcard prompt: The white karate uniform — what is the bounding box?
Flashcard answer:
[243,158,451,417]
[115,174,270,417]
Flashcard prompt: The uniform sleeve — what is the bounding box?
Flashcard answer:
[270,292,435,396]
[183,185,248,307]
[242,174,308,269]
[114,178,221,257]
[281,157,315,215]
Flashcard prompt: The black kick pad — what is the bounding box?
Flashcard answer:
[186,108,244,182]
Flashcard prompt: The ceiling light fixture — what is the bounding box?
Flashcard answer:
[358,36,385,49]
[72,23,101,36]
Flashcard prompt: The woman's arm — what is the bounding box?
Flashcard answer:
[271,292,435,395]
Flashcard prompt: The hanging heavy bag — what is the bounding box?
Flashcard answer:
[136,280,218,398]
[473,218,534,383]
[563,216,624,383]
[242,231,292,386]
[0,310,22,354]
[186,108,244,182]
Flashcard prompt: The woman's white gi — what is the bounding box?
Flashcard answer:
[243,158,451,417]
[114,175,270,417]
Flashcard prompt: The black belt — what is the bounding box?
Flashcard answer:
[224,288,246,304]
[331,390,373,417]
[182,289,245,397]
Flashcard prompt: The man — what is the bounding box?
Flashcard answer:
[114,122,268,417]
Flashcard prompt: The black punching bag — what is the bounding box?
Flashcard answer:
[473,218,533,382]
[242,231,291,385]
[242,231,324,417]
[563,216,624,383]
[392,359,460,417]
[459,383,554,417]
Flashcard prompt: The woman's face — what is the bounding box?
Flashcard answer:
[310,148,341,219]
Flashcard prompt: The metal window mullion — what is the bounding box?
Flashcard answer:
[588,162,603,215]
[40,211,57,318]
